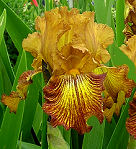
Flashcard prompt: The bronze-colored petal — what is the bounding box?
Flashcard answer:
[22,32,41,58]
[1,70,40,113]
[58,45,98,74]
[23,7,114,74]
[93,65,135,99]
[1,92,21,113]
[22,32,43,71]
[126,94,136,139]
[35,16,46,35]
[43,73,106,134]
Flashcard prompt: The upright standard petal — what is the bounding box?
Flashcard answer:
[42,73,106,134]
[76,16,114,64]
[22,32,43,70]
[23,7,114,74]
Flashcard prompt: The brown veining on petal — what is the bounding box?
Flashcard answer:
[42,73,106,134]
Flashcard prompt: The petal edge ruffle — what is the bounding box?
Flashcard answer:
[42,73,106,134]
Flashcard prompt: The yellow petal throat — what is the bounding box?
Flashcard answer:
[42,73,106,134]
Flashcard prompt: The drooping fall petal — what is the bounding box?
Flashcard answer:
[93,65,135,122]
[1,70,40,113]
[104,65,135,99]
[2,92,21,113]
[126,93,136,139]
[42,73,106,134]
[94,65,135,99]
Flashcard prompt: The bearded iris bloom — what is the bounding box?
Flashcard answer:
[1,7,135,134]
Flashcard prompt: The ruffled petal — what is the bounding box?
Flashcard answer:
[94,65,135,99]
[22,33,43,70]
[35,16,46,35]
[93,65,135,122]
[1,70,40,113]
[22,32,41,58]
[104,65,135,99]
[1,92,21,113]
[58,45,98,75]
[42,73,106,134]
[82,20,114,64]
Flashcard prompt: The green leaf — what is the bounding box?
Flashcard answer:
[0,37,15,84]
[106,0,116,34]
[116,0,125,46]
[0,9,6,45]
[47,123,70,149]
[21,73,41,142]
[82,117,105,149]
[0,9,14,84]
[0,0,33,76]
[33,103,43,135]
[102,119,116,149]
[94,0,107,23]
[0,0,32,53]
[63,129,71,146]
[17,141,41,149]
[109,42,136,81]
[0,51,27,149]
[71,129,79,149]
[0,54,12,97]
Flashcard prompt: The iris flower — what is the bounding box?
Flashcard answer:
[1,7,135,134]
